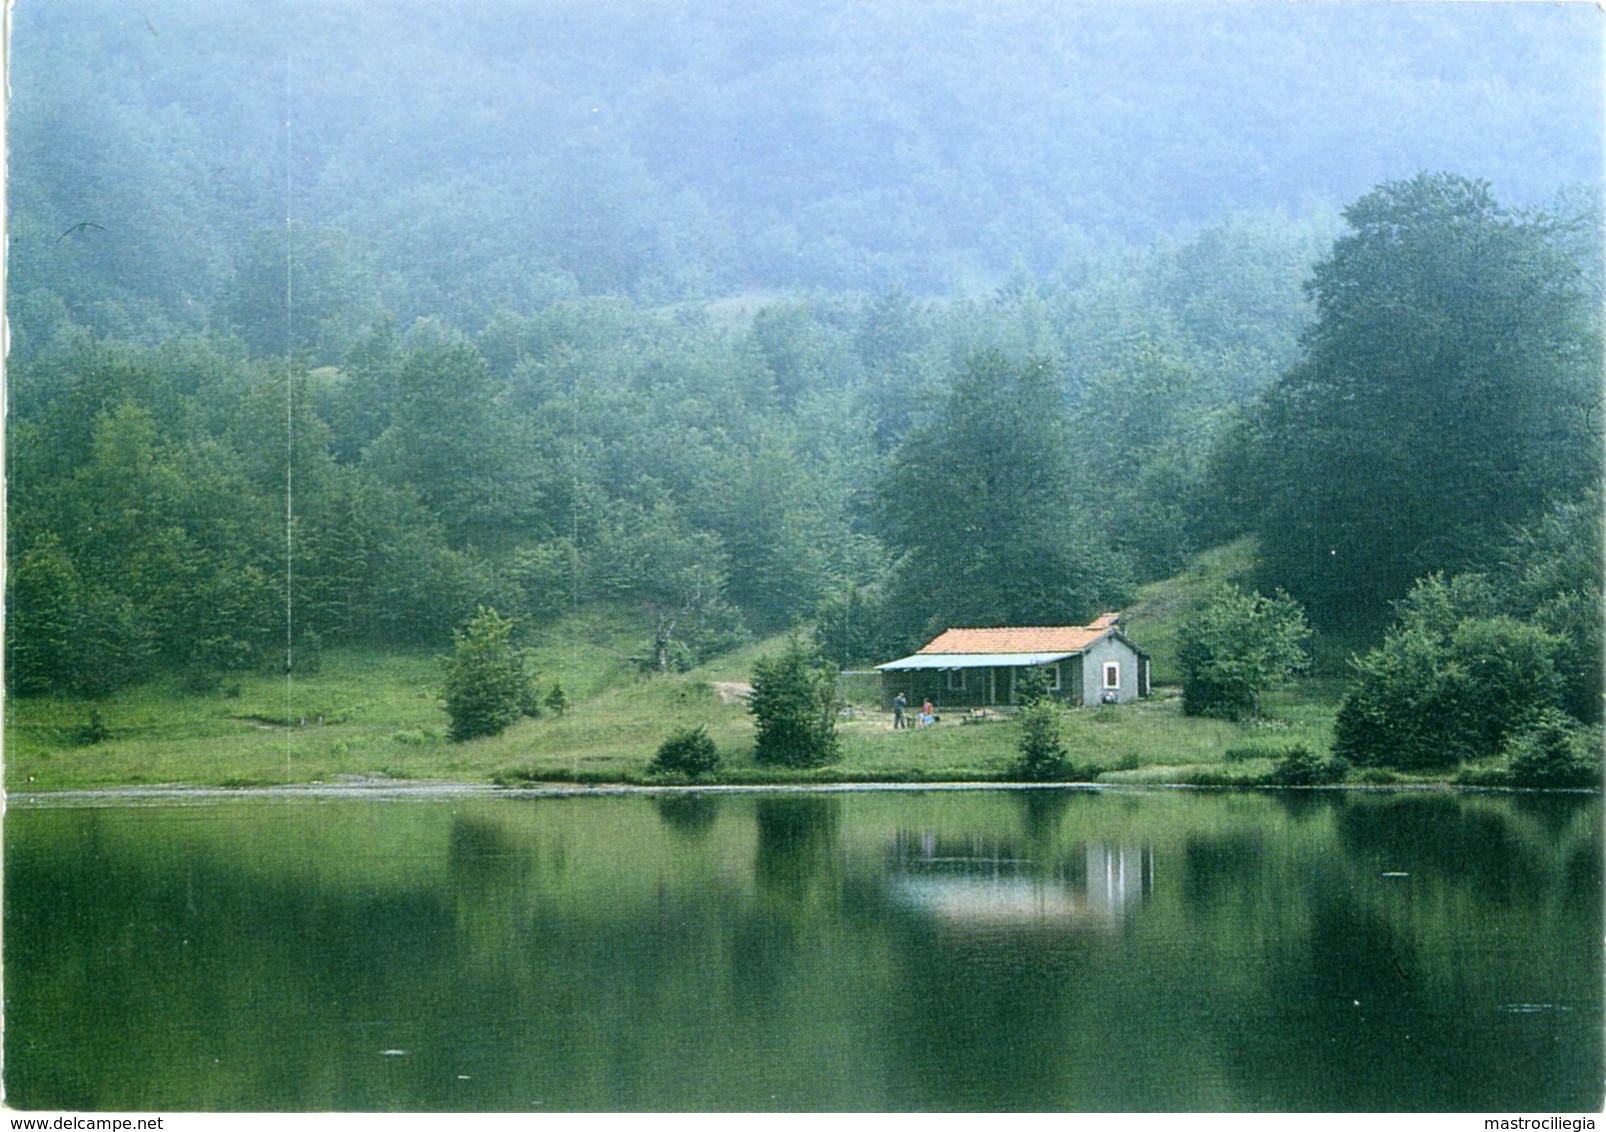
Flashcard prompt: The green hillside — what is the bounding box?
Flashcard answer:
[1121,536,1258,686]
[8,541,1354,794]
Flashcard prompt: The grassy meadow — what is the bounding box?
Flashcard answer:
[1,548,1379,794]
[4,593,1363,793]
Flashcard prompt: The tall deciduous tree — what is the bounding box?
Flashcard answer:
[876,351,1129,641]
[1244,173,1601,631]
[365,329,546,549]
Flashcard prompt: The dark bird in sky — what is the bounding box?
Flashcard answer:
[57,221,106,242]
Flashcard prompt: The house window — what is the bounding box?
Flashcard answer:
[946,669,965,692]
[1042,663,1061,692]
[1103,661,1121,690]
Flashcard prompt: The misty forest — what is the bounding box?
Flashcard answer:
[6,1,1603,774]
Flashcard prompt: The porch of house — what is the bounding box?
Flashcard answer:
[878,656,1081,712]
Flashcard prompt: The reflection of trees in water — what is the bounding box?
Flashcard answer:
[1222,884,1437,1110]
[7,821,460,1110]
[1512,789,1595,839]
[15,793,1599,1111]
[447,814,541,974]
[448,814,532,882]
[1497,793,1602,916]
[1335,795,1546,907]
[754,794,841,902]
[1262,789,1337,821]
[878,920,1084,1110]
[1222,872,1599,1111]
[1014,787,1072,844]
[1181,831,1263,912]
[1565,837,1602,905]
[654,791,721,838]
[1218,795,1604,1112]
[730,794,845,1006]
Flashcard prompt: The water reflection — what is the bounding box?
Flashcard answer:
[1014,787,1072,843]
[884,831,1152,932]
[754,794,840,902]
[653,791,721,838]
[1336,795,1545,905]
[1565,838,1602,903]
[1182,832,1262,911]
[448,814,531,880]
[4,790,1599,1112]
[1223,880,1436,1111]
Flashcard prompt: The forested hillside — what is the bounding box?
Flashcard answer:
[6,2,1602,735]
[7,217,1336,692]
[10,1,1600,351]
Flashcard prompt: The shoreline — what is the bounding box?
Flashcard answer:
[6,776,1591,808]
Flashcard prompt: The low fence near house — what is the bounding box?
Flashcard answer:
[837,670,882,708]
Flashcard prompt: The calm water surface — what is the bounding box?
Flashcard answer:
[4,787,1600,1111]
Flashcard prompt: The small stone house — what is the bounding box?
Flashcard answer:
[876,613,1150,710]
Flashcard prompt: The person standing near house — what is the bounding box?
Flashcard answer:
[893,691,908,730]
[919,699,935,727]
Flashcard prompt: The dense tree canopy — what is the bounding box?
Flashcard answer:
[1231,174,1602,631]
[11,178,1599,699]
[1331,492,1604,770]
[1332,585,1567,771]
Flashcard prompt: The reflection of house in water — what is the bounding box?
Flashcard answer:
[885,832,1153,931]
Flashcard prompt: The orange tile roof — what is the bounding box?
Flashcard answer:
[919,624,1107,655]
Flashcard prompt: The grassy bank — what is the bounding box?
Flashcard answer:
[6,622,1359,793]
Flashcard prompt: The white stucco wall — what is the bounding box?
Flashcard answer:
[1079,635,1143,704]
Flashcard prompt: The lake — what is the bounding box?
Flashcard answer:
[4,786,1600,1112]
